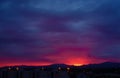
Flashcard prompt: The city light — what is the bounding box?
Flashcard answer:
[67,67,70,71]
[8,67,11,70]
[16,67,19,71]
[58,67,61,70]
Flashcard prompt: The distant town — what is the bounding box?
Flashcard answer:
[0,62,120,78]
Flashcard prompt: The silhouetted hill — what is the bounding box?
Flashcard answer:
[81,62,120,69]
[49,64,70,68]
[0,62,120,70]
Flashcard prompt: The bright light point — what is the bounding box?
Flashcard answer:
[58,67,61,70]
[16,67,19,71]
[8,67,11,70]
[67,67,70,71]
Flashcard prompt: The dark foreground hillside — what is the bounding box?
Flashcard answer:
[0,62,120,78]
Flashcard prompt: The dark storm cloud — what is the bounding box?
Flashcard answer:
[100,45,120,59]
[91,0,120,40]
[87,0,120,60]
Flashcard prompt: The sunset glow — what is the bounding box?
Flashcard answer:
[0,0,120,67]
[73,64,83,66]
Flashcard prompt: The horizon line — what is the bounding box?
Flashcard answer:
[0,61,120,68]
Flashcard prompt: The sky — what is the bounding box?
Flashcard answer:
[0,0,120,67]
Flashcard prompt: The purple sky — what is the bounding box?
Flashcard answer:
[0,0,120,66]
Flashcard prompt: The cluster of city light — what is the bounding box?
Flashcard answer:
[8,67,19,71]
[8,66,72,71]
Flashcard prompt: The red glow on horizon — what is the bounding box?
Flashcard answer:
[0,58,109,67]
[0,58,88,67]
